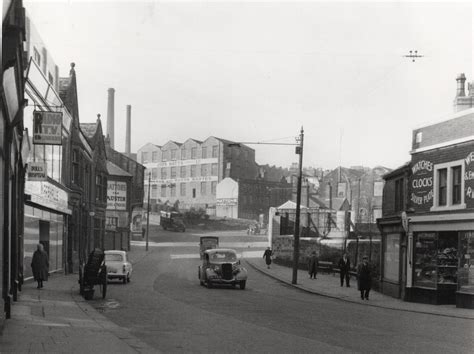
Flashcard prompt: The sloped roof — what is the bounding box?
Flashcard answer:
[331,197,350,211]
[276,200,308,210]
[107,161,132,177]
[308,195,329,209]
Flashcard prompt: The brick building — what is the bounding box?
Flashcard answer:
[378,74,474,308]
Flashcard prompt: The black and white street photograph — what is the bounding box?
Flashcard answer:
[0,0,473,352]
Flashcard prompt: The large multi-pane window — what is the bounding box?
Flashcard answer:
[191,147,197,159]
[438,168,447,206]
[180,166,186,178]
[202,147,207,159]
[161,167,167,179]
[452,166,462,205]
[151,168,158,180]
[171,149,177,160]
[170,184,176,197]
[212,145,218,158]
[152,151,158,162]
[171,167,177,178]
[161,185,166,197]
[142,151,149,163]
[191,165,196,177]
[201,164,208,176]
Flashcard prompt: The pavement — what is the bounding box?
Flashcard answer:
[245,258,474,320]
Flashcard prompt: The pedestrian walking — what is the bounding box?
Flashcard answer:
[31,243,49,289]
[338,253,351,287]
[263,247,273,269]
[308,251,318,279]
[357,255,372,300]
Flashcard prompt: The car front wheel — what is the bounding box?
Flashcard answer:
[239,281,246,290]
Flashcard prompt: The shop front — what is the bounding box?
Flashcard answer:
[24,180,71,279]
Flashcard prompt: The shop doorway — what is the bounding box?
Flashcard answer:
[39,220,50,255]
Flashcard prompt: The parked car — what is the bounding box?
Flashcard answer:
[198,249,247,289]
[160,211,186,232]
[104,250,132,284]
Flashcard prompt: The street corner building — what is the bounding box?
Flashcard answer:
[378,74,474,308]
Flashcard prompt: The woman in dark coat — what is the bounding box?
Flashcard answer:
[308,251,318,279]
[31,243,49,289]
[357,256,371,300]
[263,247,273,269]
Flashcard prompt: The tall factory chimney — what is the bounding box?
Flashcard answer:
[125,105,131,155]
[107,88,115,148]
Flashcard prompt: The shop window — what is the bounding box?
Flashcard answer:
[180,166,186,178]
[180,183,186,196]
[432,160,465,211]
[413,232,458,289]
[459,231,474,295]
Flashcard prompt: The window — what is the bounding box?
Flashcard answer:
[170,184,176,197]
[161,185,166,197]
[452,166,462,205]
[211,181,217,195]
[432,160,465,210]
[180,166,186,178]
[171,149,177,160]
[181,149,186,160]
[106,217,118,227]
[171,167,177,178]
[151,168,158,180]
[192,188,196,198]
[152,151,158,162]
[201,182,206,195]
[72,150,79,184]
[161,168,167,179]
[151,185,158,198]
[415,132,422,144]
[191,147,197,159]
[201,164,207,176]
[191,165,196,177]
[202,147,207,159]
[33,47,41,66]
[48,72,54,85]
[180,183,186,196]
[212,145,218,158]
[211,163,218,176]
[162,150,168,161]
[142,151,149,163]
[394,178,404,212]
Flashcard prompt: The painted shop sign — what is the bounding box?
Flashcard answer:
[145,157,218,168]
[33,111,63,145]
[148,175,218,184]
[465,152,474,200]
[107,181,127,210]
[27,162,47,181]
[25,180,71,214]
[410,159,433,205]
[216,198,238,206]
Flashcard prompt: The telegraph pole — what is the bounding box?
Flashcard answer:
[292,127,304,284]
[146,172,151,251]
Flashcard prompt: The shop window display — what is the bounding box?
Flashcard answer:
[413,232,458,289]
[458,231,474,294]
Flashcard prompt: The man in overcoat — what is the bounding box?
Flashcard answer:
[357,256,372,300]
[31,243,49,289]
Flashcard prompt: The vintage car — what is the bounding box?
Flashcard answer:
[198,249,248,289]
[104,250,132,284]
[199,236,219,259]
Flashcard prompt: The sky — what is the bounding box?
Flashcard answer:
[23,0,473,170]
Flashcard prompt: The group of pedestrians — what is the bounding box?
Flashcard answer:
[263,247,372,300]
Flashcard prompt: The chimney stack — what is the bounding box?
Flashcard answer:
[456,73,466,97]
[107,88,115,149]
[125,105,131,155]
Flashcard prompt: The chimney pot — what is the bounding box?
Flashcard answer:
[107,88,115,149]
[456,73,466,97]
[125,105,131,155]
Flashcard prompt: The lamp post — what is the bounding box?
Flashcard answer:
[146,172,151,251]
[292,127,304,284]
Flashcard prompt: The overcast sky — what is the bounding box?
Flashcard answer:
[24,0,473,170]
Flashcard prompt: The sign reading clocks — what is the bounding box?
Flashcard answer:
[410,159,433,205]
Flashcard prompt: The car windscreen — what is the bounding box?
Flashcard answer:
[105,254,124,262]
[209,252,237,262]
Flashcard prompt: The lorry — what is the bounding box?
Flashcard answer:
[160,211,186,232]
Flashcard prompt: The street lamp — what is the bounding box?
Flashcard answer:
[228,127,304,284]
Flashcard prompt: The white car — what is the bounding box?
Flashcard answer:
[104,250,132,284]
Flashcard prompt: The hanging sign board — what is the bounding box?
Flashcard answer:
[33,111,63,145]
[27,162,47,181]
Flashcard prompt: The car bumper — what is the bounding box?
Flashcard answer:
[208,277,246,284]
[107,273,126,279]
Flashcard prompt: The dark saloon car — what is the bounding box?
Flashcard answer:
[198,249,248,289]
